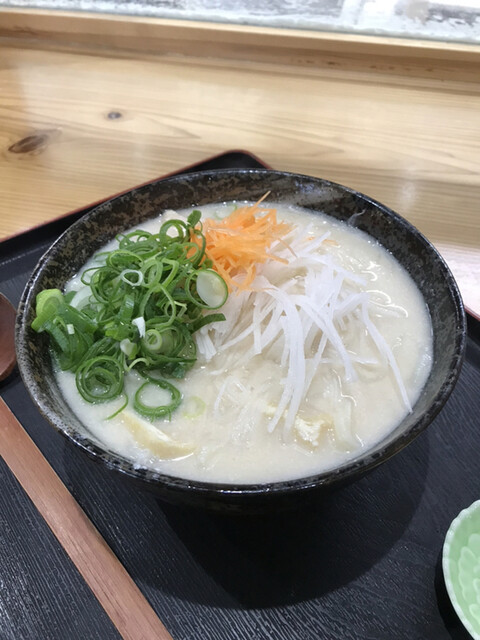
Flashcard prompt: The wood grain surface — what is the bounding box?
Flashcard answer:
[0,454,121,640]
[1,7,480,75]
[0,397,173,640]
[0,21,478,314]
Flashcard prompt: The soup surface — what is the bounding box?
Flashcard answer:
[56,202,433,483]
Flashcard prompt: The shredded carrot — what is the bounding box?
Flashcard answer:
[191,195,292,291]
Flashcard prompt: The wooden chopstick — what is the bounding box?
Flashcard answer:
[0,397,173,640]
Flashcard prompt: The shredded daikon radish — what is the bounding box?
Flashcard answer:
[196,216,412,438]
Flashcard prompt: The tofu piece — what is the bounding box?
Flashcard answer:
[294,415,332,448]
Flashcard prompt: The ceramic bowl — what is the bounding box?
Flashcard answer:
[15,169,466,513]
[443,501,480,639]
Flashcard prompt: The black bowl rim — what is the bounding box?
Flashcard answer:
[15,168,467,500]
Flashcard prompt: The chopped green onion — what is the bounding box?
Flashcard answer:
[120,338,136,357]
[142,329,163,353]
[31,289,65,331]
[188,210,202,227]
[120,269,144,286]
[70,287,92,309]
[31,210,228,419]
[134,378,182,419]
[196,269,228,309]
[189,312,226,334]
[105,394,129,420]
[182,395,206,419]
[76,355,124,403]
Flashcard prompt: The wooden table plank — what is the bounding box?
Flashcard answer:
[0,454,121,640]
[0,397,173,640]
[0,34,479,313]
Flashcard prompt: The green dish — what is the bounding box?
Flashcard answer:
[443,500,480,639]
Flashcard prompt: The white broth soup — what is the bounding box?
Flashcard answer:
[54,201,433,484]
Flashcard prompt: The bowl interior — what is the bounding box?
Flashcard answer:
[15,169,466,502]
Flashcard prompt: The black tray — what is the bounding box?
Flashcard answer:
[1,151,479,640]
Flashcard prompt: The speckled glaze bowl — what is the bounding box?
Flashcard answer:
[16,170,466,513]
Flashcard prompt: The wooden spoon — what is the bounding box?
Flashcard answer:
[0,293,172,640]
[0,293,16,381]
